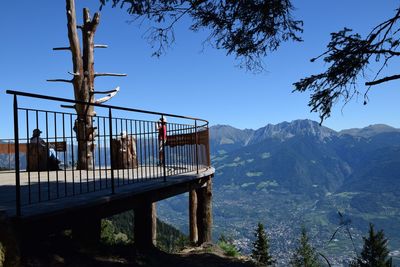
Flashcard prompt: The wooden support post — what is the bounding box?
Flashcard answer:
[189,189,198,244]
[196,176,212,244]
[72,216,101,245]
[134,202,157,250]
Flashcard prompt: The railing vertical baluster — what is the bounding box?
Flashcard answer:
[142,121,149,180]
[8,141,11,170]
[185,125,190,171]
[162,116,167,182]
[26,109,31,204]
[119,118,124,184]
[109,108,115,194]
[195,120,199,174]
[103,117,108,187]
[173,123,177,174]
[45,111,50,200]
[75,116,82,194]
[115,118,119,186]
[151,121,155,179]
[97,117,102,190]
[130,120,134,182]
[70,114,75,196]
[92,116,96,192]
[86,116,89,193]
[55,112,59,199]
[36,110,41,202]
[62,113,67,197]
[135,120,139,182]
[206,125,211,167]
[179,124,183,173]
[176,123,180,174]
[139,121,143,181]
[146,121,151,179]
[189,126,193,171]
[125,119,129,183]
[13,95,21,216]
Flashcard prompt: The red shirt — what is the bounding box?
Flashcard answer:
[158,123,167,140]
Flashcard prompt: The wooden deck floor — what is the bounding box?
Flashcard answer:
[0,165,214,220]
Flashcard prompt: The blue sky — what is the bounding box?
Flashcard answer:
[1,1,400,138]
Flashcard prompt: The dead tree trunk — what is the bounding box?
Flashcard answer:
[50,0,125,170]
[65,0,98,170]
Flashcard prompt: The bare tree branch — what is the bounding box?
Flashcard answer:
[53,47,71,51]
[47,79,73,83]
[95,86,120,104]
[94,72,127,77]
[365,74,400,86]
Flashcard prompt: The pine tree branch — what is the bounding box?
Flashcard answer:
[365,74,400,86]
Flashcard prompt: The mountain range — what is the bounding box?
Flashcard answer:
[158,119,400,266]
[210,120,400,193]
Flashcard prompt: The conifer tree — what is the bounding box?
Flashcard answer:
[350,224,393,267]
[252,223,275,266]
[290,226,321,267]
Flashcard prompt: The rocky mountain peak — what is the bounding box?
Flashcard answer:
[249,119,336,143]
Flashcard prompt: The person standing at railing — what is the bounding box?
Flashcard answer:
[157,117,167,166]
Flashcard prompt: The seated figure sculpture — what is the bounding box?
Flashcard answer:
[27,129,60,171]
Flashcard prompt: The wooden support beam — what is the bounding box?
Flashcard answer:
[134,202,157,250]
[196,176,212,244]
[189,189,198,244]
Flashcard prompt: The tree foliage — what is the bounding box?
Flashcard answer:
[294,7,400,123]
[290,227,321,267]
[99,0,303,71]
[350,224,393,267]
[251,223,274,266]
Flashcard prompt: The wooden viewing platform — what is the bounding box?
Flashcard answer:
[0,166,214,219]
[0,166,214,251]
[0,90,214,266]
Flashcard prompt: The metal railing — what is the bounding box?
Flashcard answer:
[5,90,210,216]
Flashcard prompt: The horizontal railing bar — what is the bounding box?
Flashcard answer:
[18,107,206,129]
[7,90,208,124]
[18,108,76,117]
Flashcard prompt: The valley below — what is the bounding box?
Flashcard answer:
[158,120,400,266]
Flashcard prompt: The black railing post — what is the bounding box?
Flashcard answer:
[109,108,115,194]
[13,95,21,216]
[162,116,167,182]
[195,120,199,174]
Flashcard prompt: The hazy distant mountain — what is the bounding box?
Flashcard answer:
[339,124,400,138]
[211,120,400,145]
[209,125,254,153]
